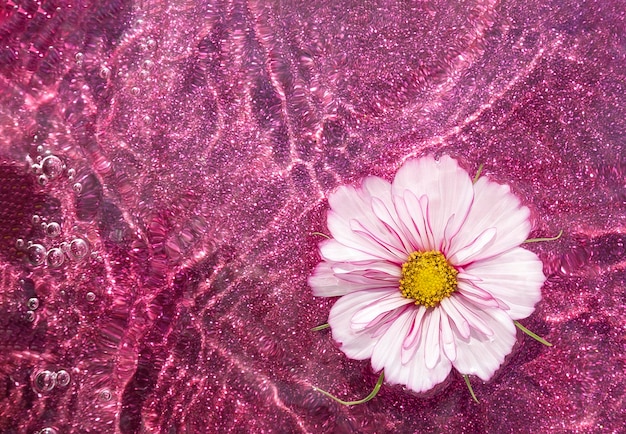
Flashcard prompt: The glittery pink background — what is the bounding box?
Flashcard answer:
[0,0,624,433]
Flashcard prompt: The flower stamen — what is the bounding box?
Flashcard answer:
[400,251,458,307]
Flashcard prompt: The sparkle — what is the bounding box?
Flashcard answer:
[399,251,458,307]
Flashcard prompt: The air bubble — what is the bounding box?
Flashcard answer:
[131,86,140,96]
[69,238,89,260]
[27,297,39,310]
[31,164,42,174]
[75,52,84,63]
[32,370,56,393]
[86,291,96,302]
[72,182,82,193]
[32,215,41,225]
[41,155,64,179]
[55,370,70,387]
[46,222,61,238]
[15,239,25,249]
[25,311,36,322]
[38,427,59,434]
[141,59,154,70]
[99,66,111,80]
[46,248,65,267]
[36,145,44,153]
[146,38,156,50]
[37,175,48,186]
[67,168,76,180]
[27,244,46,266]
[99,388,112,401]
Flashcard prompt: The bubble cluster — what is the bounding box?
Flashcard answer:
[31,369,72,394]
[22,235,90,268]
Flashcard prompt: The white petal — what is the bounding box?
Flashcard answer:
[371,308,414,372]
[405,346,452,394]
[440,310,457,362]
[332,260,401,278]
[456,280,497,301]
[401,306,428,364]
[456,281,501,309]
[448,177,531,265]
[392,155,474,250]
[452,307,517,381]
[363,177,415,253]
[349,219,407,259]
[320,239,381,262]
[439,298,470,339]
[447,296,494,336]
[351,292,414,329]
[310,262,398,297]
[465,247,546,320]
[327,212,402,262]
[393,190,433,251]
[423,308,442,369]
[308,262,350,297]
[371,308,452,394]
[328,289,397,360]
[327,181,406,262]
[448,227,497,265]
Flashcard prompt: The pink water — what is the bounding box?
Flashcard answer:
[0,0,624,433]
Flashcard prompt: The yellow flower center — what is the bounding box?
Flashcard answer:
[399,251,458,307]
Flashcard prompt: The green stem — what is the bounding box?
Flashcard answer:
[313,371,385,406]
[514,321,553,346]
[473,163,484,184]
[524,229,563,243]
[311,232,330,239]
[463,375,479,403]
[310,323,330,331]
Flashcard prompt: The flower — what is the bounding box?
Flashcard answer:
[309,155,546,394]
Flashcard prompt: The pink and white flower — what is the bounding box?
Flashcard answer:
[309,155,546,393]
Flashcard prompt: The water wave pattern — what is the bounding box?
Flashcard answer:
[0,0,624,433]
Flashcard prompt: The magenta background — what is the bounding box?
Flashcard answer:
[0,0,625,433]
